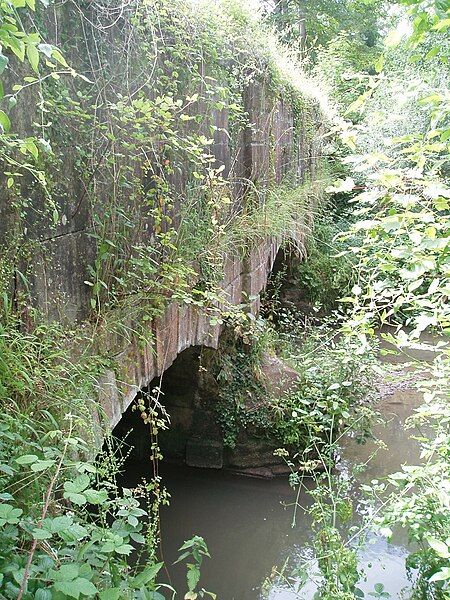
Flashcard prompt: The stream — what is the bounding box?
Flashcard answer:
[123,359,424,599]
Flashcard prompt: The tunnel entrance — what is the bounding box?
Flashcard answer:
[262,244,318,325]
[111,346,224,470]
[110,329,300,477]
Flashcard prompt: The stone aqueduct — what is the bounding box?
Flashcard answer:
[0,5,321,439]
[99,238,283,431]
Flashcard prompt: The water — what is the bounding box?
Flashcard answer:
[121,360,425,599]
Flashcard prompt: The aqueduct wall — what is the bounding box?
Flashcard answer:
[0,2,321,433]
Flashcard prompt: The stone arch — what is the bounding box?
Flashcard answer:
[109,344,223,468]
[98,239,282,434]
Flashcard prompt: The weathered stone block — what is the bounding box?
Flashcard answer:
[24,231,95,323]
[226,440,280,469]
[186,438,223,469]
[98,369,122,429]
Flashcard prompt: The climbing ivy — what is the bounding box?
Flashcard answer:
[211,316,376,452]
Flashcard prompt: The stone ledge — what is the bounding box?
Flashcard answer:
[186,438,224,469]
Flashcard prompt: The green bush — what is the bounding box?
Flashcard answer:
[291,216,357,311]
[0,318,167,599]
[213,318,376,453]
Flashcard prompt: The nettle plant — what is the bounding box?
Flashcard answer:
[0,410,168,600]
[0,318,168,599]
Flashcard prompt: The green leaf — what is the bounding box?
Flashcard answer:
[0,54,8,74]
[429,567,450,583]
[0,111,12,133]
[31,459,55,472]
[52,571,97,597]
[427,537,449,558]
[16,454,39,465]
[374,54,384,73]
[7,96,17,110]
[38,43,53,58]
[127,515,138,527]
[23,138,39,159]
[53,581,80,599]
[434,196,449,210]
[64,474,90,494]
[9,38,26,61]
[63,492,87,506]
[52,563,79,581]
[425,46,440,60]
[32,527,53,540]
[131,563,163,589]
[47,515,72,532]
[99,589,121,600]
[12,568,25,586]
[51,48,68,67]
[433,18,450,31]
[0,463,14,475]
[35,589,53,600]
[83,488,108,504]
[74,578,97,597]
[115,543,133,555]
[0,504,23,525]
[187,565,200,592]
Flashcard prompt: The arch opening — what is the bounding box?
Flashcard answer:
[111,345,224,470]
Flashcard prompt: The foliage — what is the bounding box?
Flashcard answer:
[0,320,166,598]
[213,316,376,453]
[0,0,330,598]
[365,356,450,598]
[288,214,357,311]
[178,177,327,295]
[0,414,164,599]
[0,0,83,229]
[265,405,383,600]
[174,536,216,600]
[0,315,101,429]
[272,316,376,448]
[212,324,275,448]
[267,0,386,60]
[261,0,449,599]
[0,0,327,345]
[323,0,450,597]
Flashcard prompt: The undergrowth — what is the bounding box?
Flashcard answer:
[212,315,376,454]
[0,315,172,598]
[288,214,357,312]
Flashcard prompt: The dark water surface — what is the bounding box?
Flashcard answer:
[122,366,423,600]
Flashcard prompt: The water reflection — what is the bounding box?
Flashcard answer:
[115,357,425,599]
[152,369,423,599]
